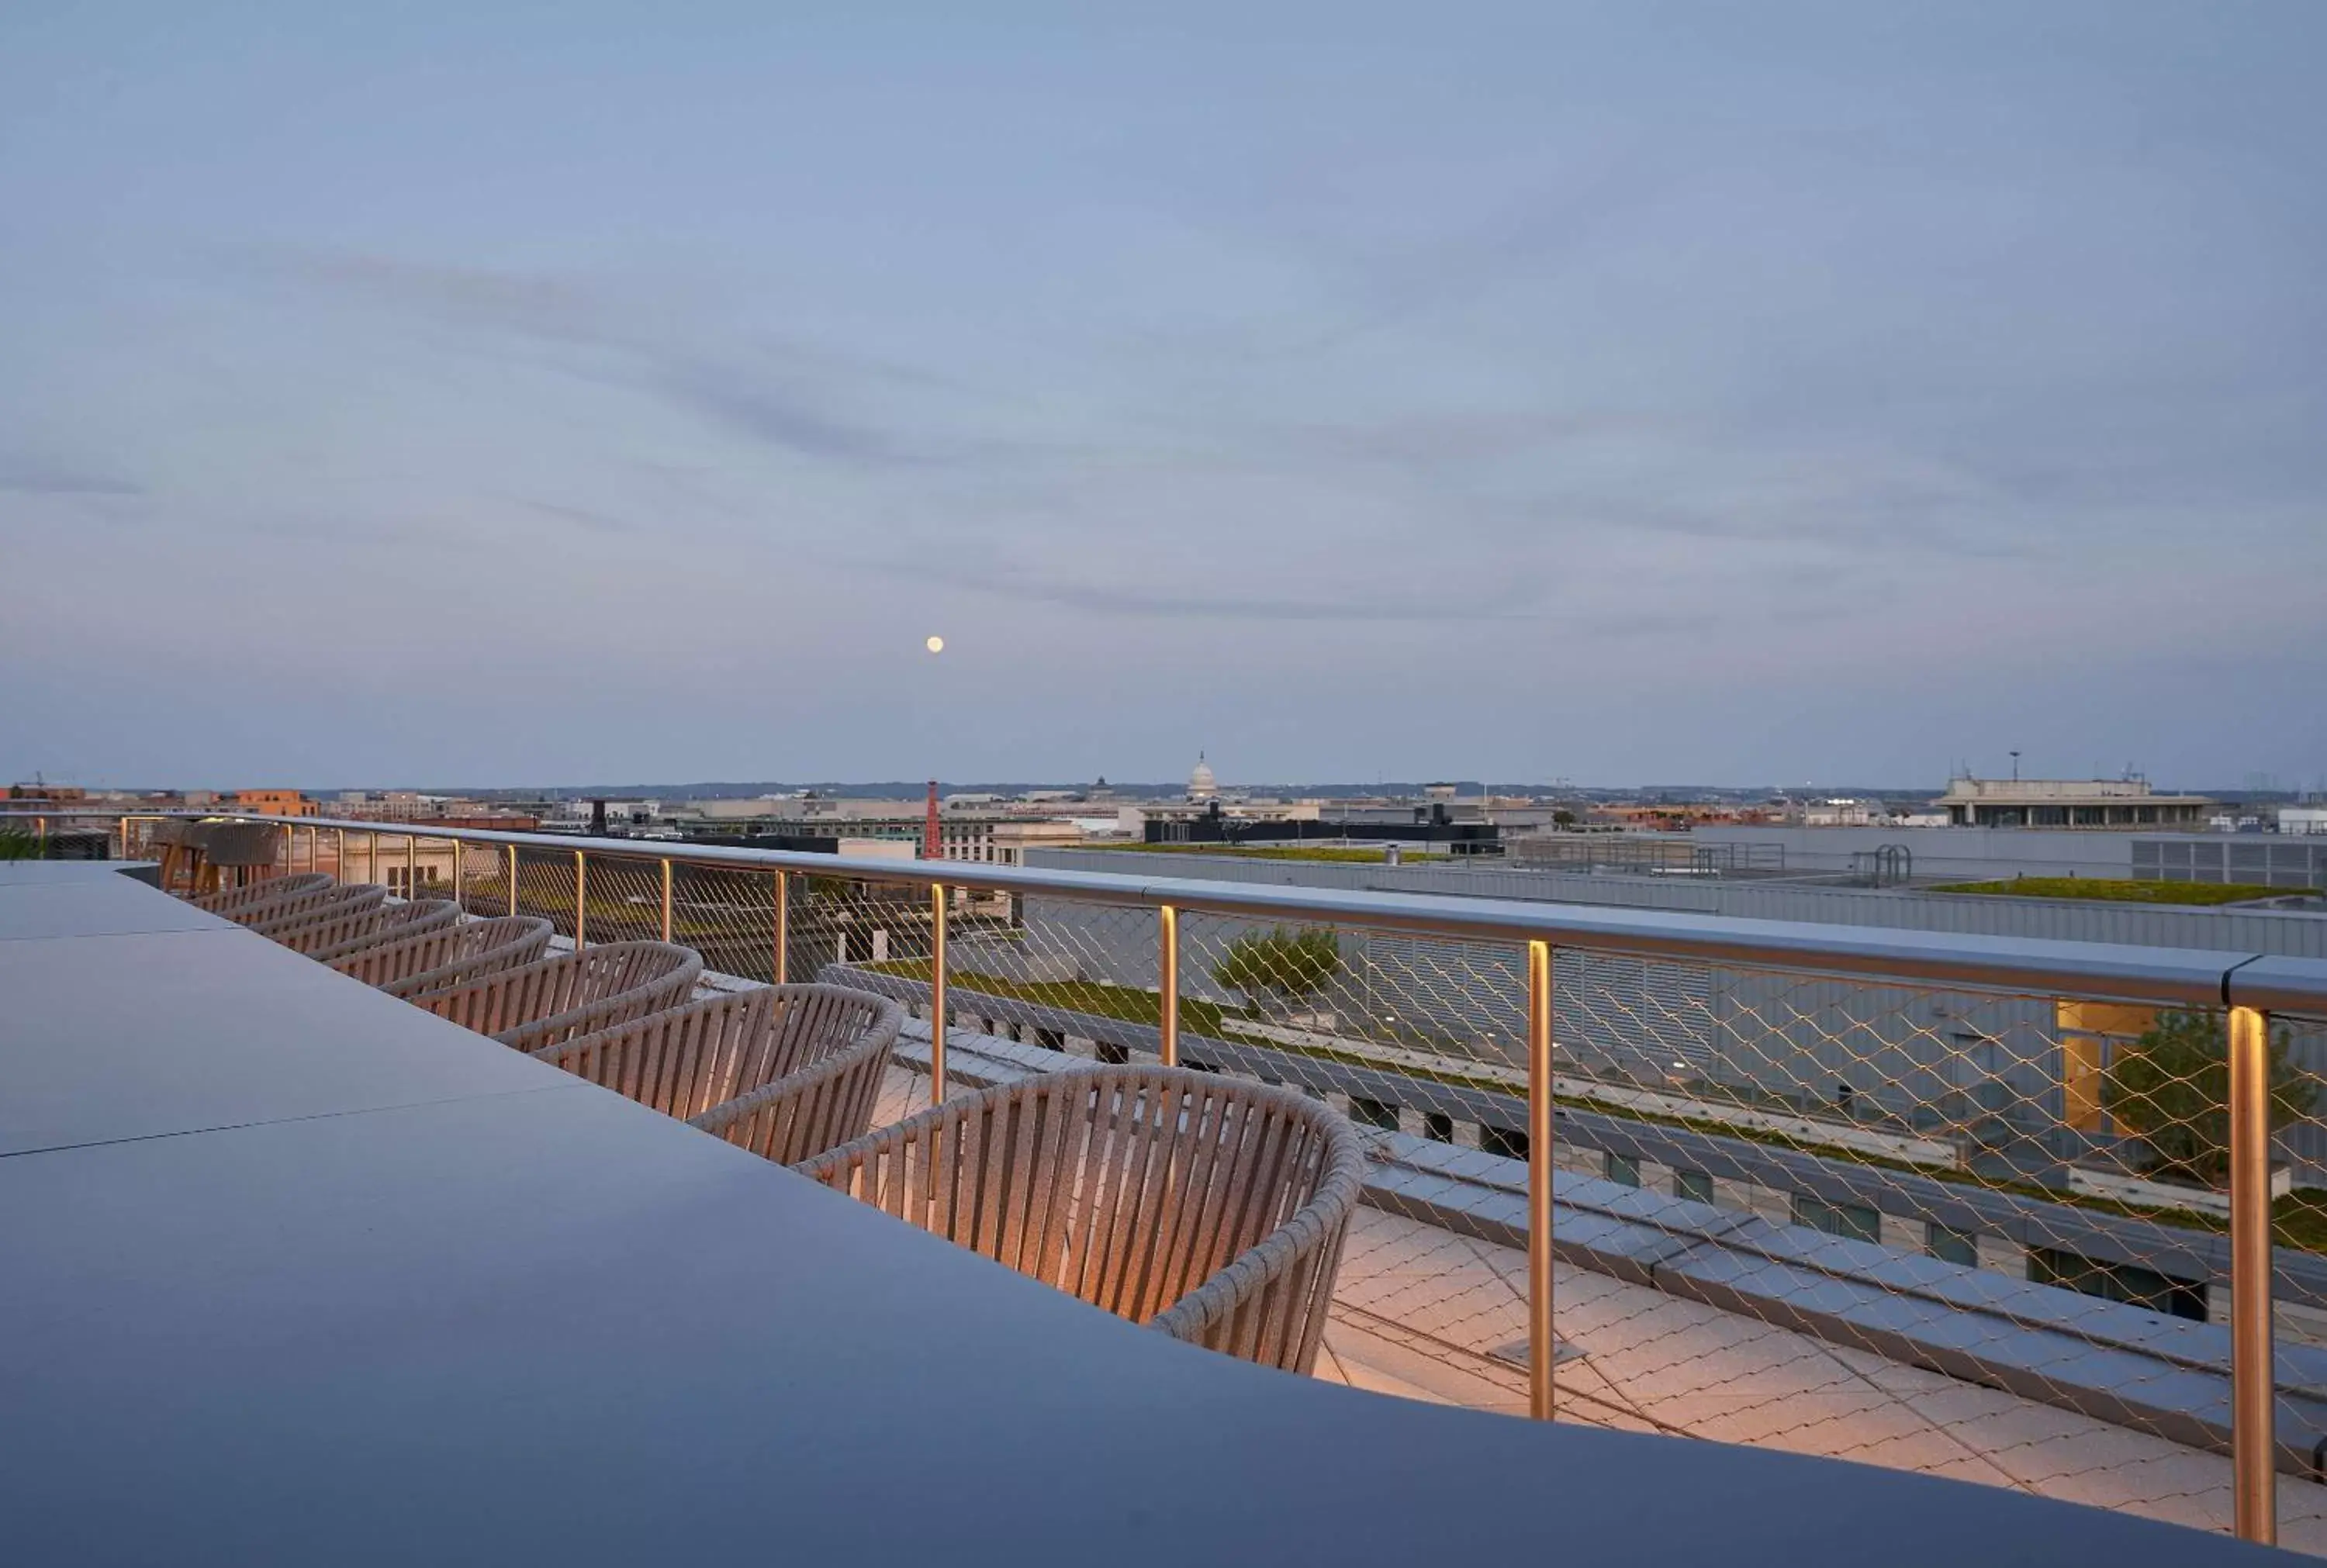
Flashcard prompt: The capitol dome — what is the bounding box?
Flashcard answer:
[1188,752,1219,800]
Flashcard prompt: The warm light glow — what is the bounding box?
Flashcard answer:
[925,635,945,654]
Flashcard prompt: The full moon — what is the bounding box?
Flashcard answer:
[925,635,945,654]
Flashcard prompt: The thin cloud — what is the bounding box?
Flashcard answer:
[0,464,143,498]
[865,555,1541,623]
[507,496,638,535]
[263,250,944,470]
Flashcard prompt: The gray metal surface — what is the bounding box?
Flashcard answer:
[0,928,565,1156]
[0,859,159,887]
[0,864,2280,1565]
[0,866,230,941]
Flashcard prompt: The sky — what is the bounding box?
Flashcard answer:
[3,3,2323,793]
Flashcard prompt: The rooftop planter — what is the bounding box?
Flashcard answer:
[2067,1162,2292,1221]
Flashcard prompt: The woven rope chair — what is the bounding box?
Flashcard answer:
[798,1066,1368,1373]
[190,872,334,921]
[301,899,463,963]
[541,984,903,1163]
[417,941,703,1054]
[243,884,388,944]
[328,916,554,999]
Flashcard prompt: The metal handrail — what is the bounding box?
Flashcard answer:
[81,810,2327,1010]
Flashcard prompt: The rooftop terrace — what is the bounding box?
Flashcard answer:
[7,814,2326,1561]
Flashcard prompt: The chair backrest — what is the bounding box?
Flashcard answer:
[328,916,554,997]
[190,872,334,919]
[537,987,776,1116]
[543,984,903,1163]
[687,986,906,1164]
[148,818,218,892]
[420,941,703,1053]
[200,820,283,869]
[301,899,463,963]
[244,884,388,942]
[216,877,360,929]
[797,1066,1367,1373]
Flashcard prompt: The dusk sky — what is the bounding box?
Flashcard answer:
[4,4,2322,791]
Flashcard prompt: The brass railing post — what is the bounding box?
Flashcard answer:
[659,858,674,944]
[405,835,417,901]
[1527,938,1556,1421]
[446,838,462,911]
[369,831,379,889]
[772,871,789,985]
[929,882,948,1106]
[335,827,345,881]
[1158,904,1180,1068]
[574,850,587,949]
[507,844,519,917]
[2230,1003,2277,1546]
[281,820,293,876]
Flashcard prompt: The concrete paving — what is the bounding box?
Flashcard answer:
[1322,1204,2327,1552]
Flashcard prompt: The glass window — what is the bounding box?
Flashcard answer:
[1792,1193,1882,1245]
[1928,1224,1979,1266]
[1674,1169,1715,1205]
[1603,1152,1641,1187]
[2027,1247,2207,1321]
[1348,1097,1400,1132]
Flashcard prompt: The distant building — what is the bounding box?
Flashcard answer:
[2,782,87,803]
[1802,798,1883,827]
[231,789,318,818]
[665,796,1087,865]
[1934,778,2212,829]
[335,790,448,822]
[1142,800,1501,855]
[1187,753,1218,802]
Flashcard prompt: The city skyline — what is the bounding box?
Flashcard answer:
[21,768,2323,803]
[5,5,2324,786]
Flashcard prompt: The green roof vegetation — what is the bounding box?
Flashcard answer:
[1934,876,2304,906]
[1098,842,1447,863]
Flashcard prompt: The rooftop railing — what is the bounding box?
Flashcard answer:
[40,807,2327,1548]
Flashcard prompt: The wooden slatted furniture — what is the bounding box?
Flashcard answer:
[542,984,903,1164]
[146,819,212,894]
[417,941,702,1055]
[190,872,334,922]
[244,884,388,944]
[328,916,555,999]
[301,899,464,963]
[797,1066,1367,1373]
